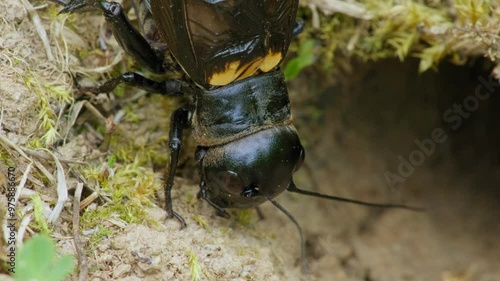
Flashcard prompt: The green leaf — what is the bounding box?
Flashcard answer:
[284,39,317,80]
[298,39,316,64]
[284,59,303,81]
[14,235,75,281]
[46,255,75,281]
[16,235,55,280]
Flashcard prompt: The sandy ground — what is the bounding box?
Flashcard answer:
[1,1,500,281]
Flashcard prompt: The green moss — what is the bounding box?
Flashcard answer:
[27,138,44,149]
[231,209,254,228]
[183,191,198,213]
[45,4,62,18]
[88,227,113,248]
[186,249,215,281]
[122,104,142,123]
[112,137,169,166]
[454,0,492,25]
[0,147,14,167]
[187,250,202,281]
[79,160,161,241]
[75,49,91,60]
[31,194,51,234]
[102,94,173,166]
[107,154,117,168]
[192,215,211,232]
[293,0,499,76]
[25,71,73,147]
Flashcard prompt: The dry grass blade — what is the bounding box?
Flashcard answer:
[0,134,32,160]
[14,163,32,208]
[17,215,31,248]
[19,0,55,61]
[33,159,56,184]
[63,100,86,142]
[22,148,86,165]
[37,148,69,223]
[307,0,373,19]
[79,192,99,210]
[74,51,125,74]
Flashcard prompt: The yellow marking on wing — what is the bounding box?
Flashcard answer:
[208,51,283,86]
[259,51,282,72]
[209,61,242,86]
[240,59,264,79]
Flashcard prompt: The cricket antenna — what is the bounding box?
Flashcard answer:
[287,181,424,211]
[265,182,423,273]
[266,195,309,273]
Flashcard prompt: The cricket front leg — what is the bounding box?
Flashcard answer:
[76,72,183,96]
[55,0,165,73]
[164,108,189,229]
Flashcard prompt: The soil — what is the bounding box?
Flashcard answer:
[1,1,500,281]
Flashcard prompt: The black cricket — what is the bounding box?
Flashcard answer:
[53,0,421,271]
